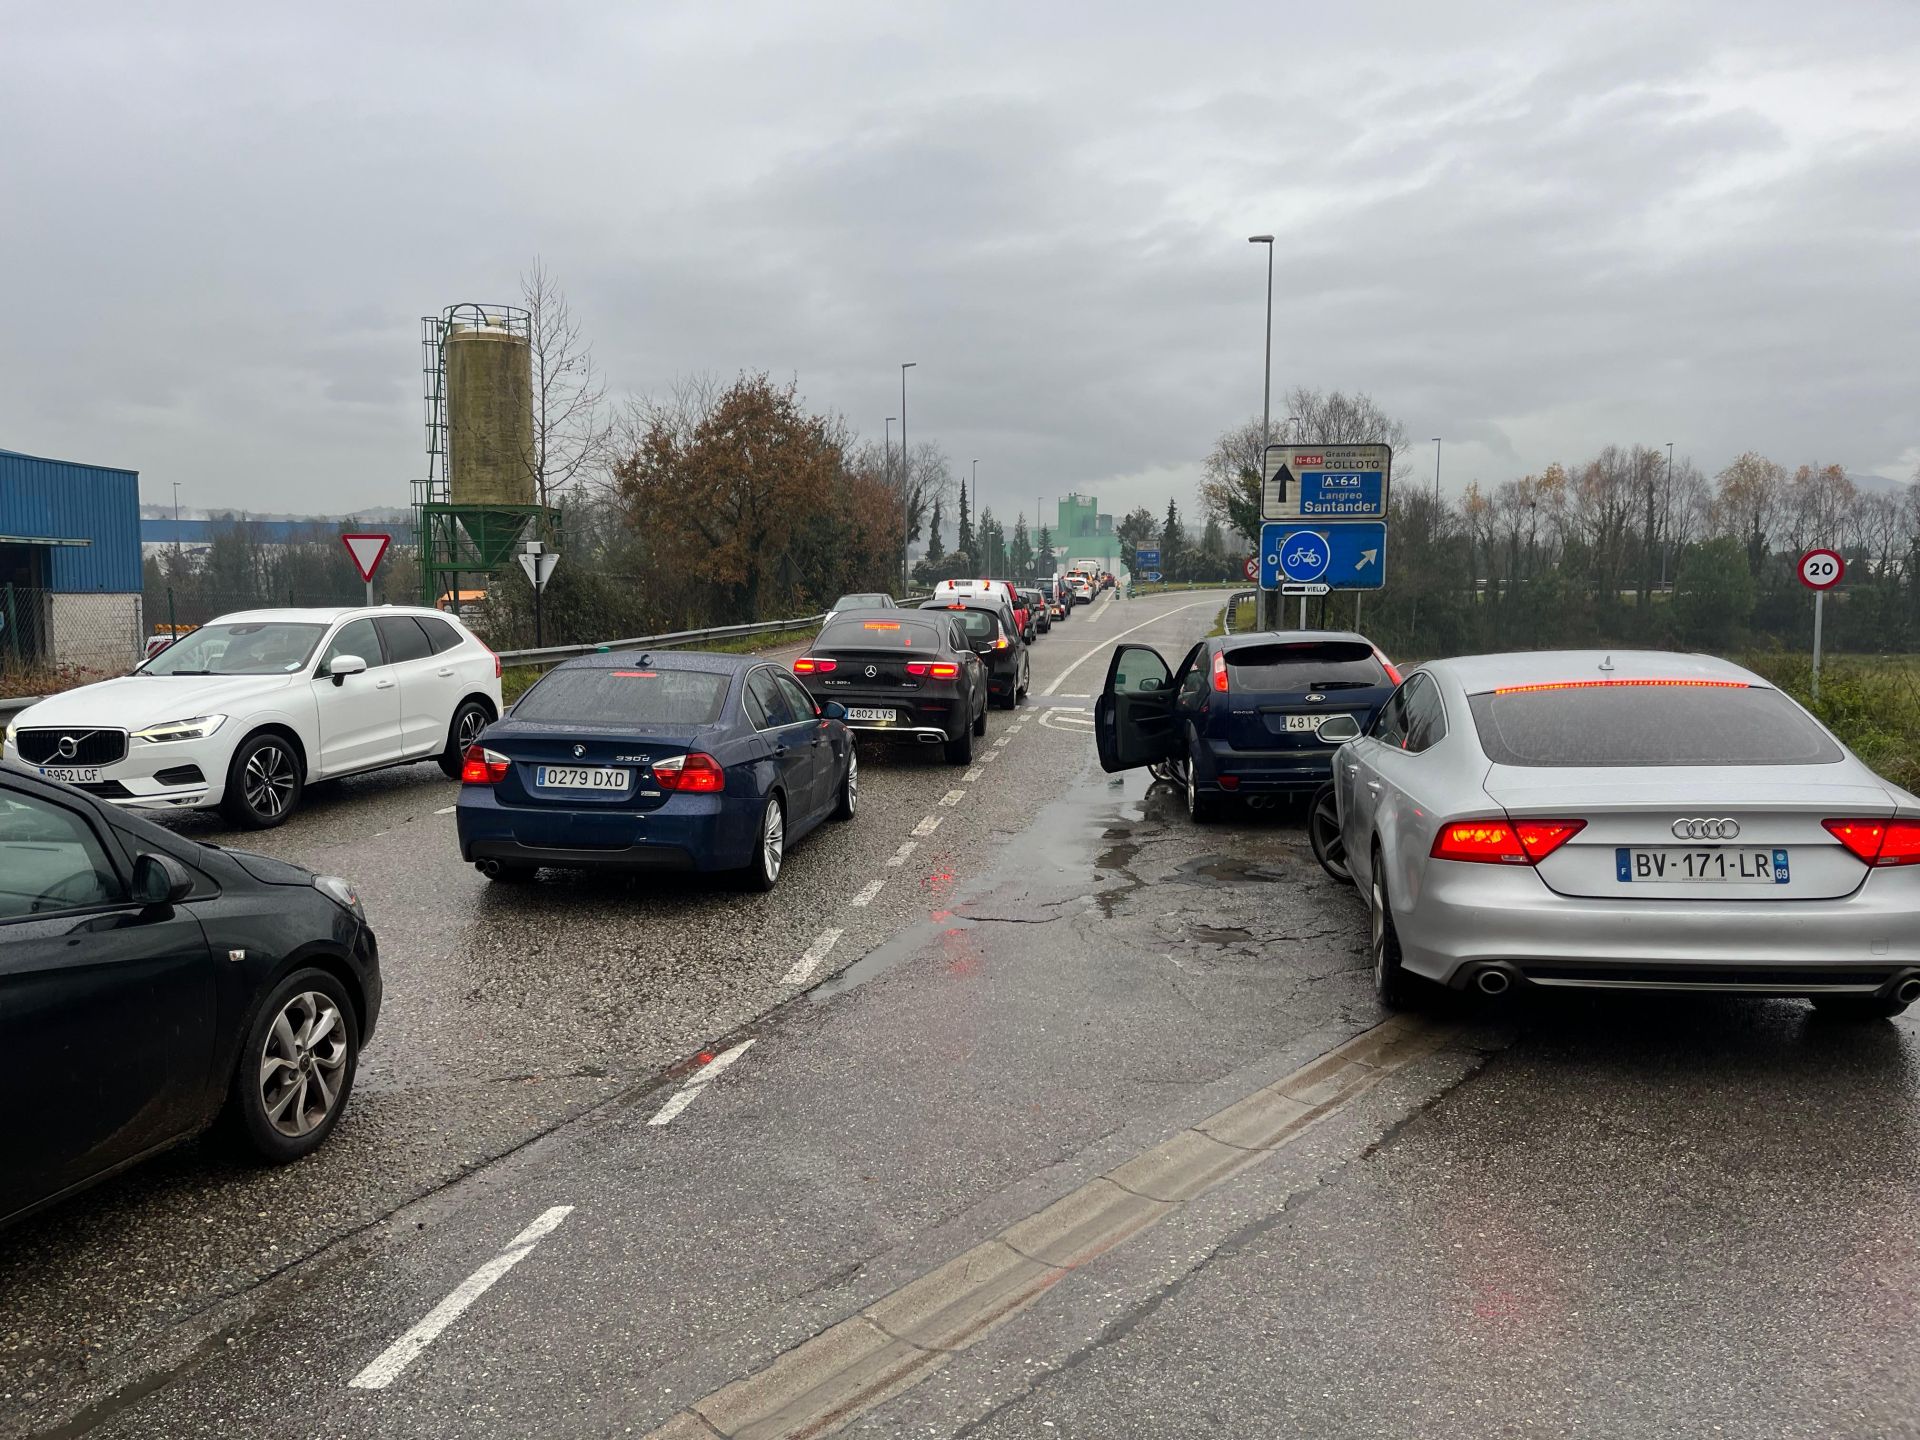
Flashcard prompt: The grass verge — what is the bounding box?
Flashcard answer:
[1743,652,1920,792]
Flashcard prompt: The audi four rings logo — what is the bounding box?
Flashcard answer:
[1672,817,1740,840]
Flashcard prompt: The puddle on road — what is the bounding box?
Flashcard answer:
[1172,854,1302,887]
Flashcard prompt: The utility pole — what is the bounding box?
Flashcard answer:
[1661,441,1674,590]
[900,363,916,593]
[1250,235,1275,631]
[1432,438,1442,501]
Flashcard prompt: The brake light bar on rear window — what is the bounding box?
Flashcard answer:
[653,752,726,794]
[861,621,902,630]
[1431,817,1586,865]
[1822,818,1920,867]
[1492,679,1751,695]
[460,745,510,785]
[793,658,837,673]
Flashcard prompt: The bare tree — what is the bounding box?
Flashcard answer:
[1281,387,1410,452]
[521,258,612,511]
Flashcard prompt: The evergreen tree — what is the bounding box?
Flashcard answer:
[1160,499,1184,581]
[978,506,1005,575]
[1035,525,1056,575]
[1010,513,1034,576]
[1198,516,1228,581]
[925,496,946,566]
[956,481,974,560]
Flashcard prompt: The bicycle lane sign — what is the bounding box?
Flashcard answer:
[1259,521,1387,591]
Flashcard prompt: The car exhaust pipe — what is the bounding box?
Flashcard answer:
[917,732,942,744]
[475,858,501,878]
[1896,977,1920,1006]
[1474,965,1515,996]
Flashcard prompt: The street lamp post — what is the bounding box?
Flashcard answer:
[1661,441,1674,590]
[1249,234,1275,628]
[900,363,917,592]
[1432,438,1442,502]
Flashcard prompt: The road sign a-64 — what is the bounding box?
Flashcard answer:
[1798,548,1844,591]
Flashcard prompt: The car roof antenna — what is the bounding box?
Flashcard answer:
[1599,654,1614,673]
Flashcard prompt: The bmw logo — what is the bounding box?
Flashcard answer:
[573,743,587,758]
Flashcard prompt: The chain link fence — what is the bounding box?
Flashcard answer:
[0,584,144,696]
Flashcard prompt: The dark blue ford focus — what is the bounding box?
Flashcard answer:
[456,652,857,889]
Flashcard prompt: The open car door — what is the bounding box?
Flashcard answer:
[1094,644,1180,772]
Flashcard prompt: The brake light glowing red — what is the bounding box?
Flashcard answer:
[490,648,502,681]
[862,621,901,630]
[929,663,959,679]
[793,657,837,674]
[1431,817,1585,864]
[1212,650,1229,693]
[653,752,726,794]
[1492,679,1750,694]
[1374,649,1401,685]
[460,744,509,785]
[1823,818,1920,867]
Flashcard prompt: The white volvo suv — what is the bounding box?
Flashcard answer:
[3,606,503,828]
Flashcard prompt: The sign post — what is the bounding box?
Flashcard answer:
[1260,443,1392,630]
[1797,548,1844,701]
[519,541,561,647]
[341,533,392,606]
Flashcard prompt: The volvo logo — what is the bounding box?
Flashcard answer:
[572,743,587,758]
[865,665,878,678]
[58,735,79,759]
[1672,817,1740,841]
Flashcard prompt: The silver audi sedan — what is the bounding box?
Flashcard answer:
[1330,650,1920,1017]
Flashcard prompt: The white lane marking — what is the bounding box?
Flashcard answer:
[963,766,983,782]
[435,806,456,815]
[1055,694,1090,699]
[648,1039,759,1125]
[978,750,999,763]
[1041,594,1231,696]
[348,1206,574,1390]
[781,929,845,985]
[939,789,966,807]
[1039,709,1097,732]
[851,879,886,907]
[886,840,919,866]
[992,736,1011,749]
[912,815,943,837]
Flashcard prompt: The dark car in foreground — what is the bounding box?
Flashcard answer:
[794,613,987,764]
[1,760,381,1229]
[919,599,1030,709]
[457,651,857,889]
[1096,630,1399,821]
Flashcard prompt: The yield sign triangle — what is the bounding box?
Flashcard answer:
[341,533,391,581]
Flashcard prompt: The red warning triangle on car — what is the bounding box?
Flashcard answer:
[341,533,391,581]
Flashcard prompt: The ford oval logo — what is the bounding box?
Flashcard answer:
[1672,817,1739,840]
[1305,693,1326,704]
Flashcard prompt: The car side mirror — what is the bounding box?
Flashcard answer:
[820,701,847,721]
[326,654,367,686]
[132,852,194,907]
[1317,714,1362,742]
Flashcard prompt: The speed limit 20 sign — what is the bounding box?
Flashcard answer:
[1798,548,1845,591]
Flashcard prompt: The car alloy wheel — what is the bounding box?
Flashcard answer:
[1370,858,1411,1008]
[457,706,486,751]
[833,749,859,820]
[762,798,785,882]
[1308,784,1351,885]
[259,990,350,1138]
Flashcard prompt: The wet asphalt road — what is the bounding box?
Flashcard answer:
[11,587,1920,1439]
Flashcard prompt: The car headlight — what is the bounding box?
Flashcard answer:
[131,715,227,743]
[313,875,366,922]
[2,720,15,752]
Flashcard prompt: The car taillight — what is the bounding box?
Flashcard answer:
[1431,817,1585,865]
[993,636,1009,650]
[1375,649,1401,685]
[654,752,726,793]
[905,662,928,676]
[929,663,959,679]
[460,744,510,785]
[1823,818,1920,867]
[794,657,837,673]
[1212,650,1229,693]
[491,648,502,680]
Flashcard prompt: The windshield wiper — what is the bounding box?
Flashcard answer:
[158,668,215,675]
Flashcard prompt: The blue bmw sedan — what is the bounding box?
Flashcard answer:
[456,652,857,888]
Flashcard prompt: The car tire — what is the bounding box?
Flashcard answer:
[1183,744,1218,823]
[225,966,359,1163]
[1370,850,1415,1009]
[946,717,974,765]
[1308,782,1352,885]
[973,695,988,736]
[220,731,304,829]
[742,793,785,892]
[832,747,859,820]
[1811,994,1909,1020]
[439,700,493,780]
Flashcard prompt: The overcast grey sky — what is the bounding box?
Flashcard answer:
[4,0,1917,527]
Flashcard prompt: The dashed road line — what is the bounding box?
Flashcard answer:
[978,750,999,763]
[911,815,943,837]
[646,1039,759,1125]
[938,789,966,807]
[781,931,845,986]
[850,879,886,908]
[886,840,920,866]
[434,805,456,815]
[348,1206,574,1390]
[963,766,983,782]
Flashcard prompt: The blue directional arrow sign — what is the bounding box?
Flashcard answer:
[1140,570,1163,583]
[1260,522,1387,592]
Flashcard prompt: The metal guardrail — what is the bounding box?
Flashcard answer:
[1222,590,1257,635]
[493,595,933,672]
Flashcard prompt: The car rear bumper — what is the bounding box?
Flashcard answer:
[1197,741,1337,793]
[1396,861,1920,993]
[456,790,751,872]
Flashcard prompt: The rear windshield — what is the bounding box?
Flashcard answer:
[513,667,730,726]
[1225,641,1387,692]
[944,610,999,641]
[1467,683,1843,767]
[832,594,891,610]
[818,619,942,650]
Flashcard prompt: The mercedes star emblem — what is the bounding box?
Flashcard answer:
[865,665,878,678]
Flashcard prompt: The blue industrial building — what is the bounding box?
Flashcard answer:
[0,447,144,677]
